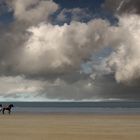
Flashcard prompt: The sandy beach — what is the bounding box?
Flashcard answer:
[0,113,140,140]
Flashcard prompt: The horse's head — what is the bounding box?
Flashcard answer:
[9,104,14,108]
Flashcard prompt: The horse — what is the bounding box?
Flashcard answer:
[2,104,14,115]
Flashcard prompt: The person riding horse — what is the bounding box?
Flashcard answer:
[0,104,14,115]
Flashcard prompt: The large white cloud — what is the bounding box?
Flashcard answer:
[105,14,140,83]
[14,19,118,75]
[2,10,140,84]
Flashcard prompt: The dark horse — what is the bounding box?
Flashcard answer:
[2,104,14,115]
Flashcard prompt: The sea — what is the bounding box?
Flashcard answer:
[1,101,140,114]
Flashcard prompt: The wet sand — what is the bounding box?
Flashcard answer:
[0,113,140,140]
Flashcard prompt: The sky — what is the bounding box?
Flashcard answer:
[0,0,140,101]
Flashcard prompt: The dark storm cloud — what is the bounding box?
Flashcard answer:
[0,22,29,76]
[94,75,140,100]
[38,74,140,101]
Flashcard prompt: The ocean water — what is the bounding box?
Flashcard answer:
[1,101,140,114]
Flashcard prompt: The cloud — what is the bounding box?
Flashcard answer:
[104,0,140,14]
[1,3,139,83]
[0,76,44,95]
[0,0,59,76]
[1,0,140,101]
[56,8,91,23]
[102,14,140,83]
[0,75,100,101]
[1,74,140,101]
[7,0,59,24]
[0,1,121,79]
[15,19,118,76]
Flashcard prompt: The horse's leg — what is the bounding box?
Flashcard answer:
[9,109,11,115]
[2,109,5,115]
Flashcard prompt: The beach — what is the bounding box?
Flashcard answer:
[0,113,140,140]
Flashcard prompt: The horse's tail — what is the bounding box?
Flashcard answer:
[0,106,3,112]
[0,104,2,112]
